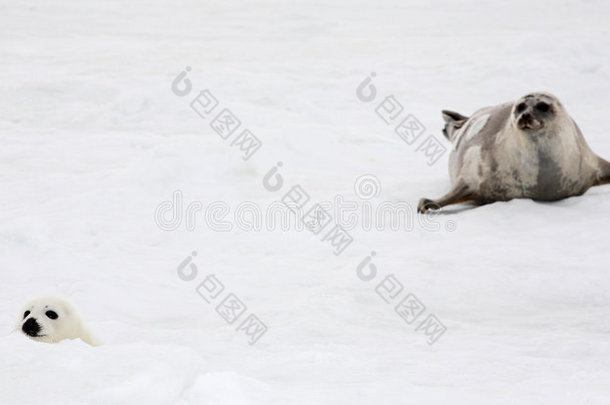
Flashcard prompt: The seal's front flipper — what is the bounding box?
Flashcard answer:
[441,110,469,141]
[417,182,477,213]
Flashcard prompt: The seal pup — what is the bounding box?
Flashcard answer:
[16,295,101,346]
[418,92,610,213]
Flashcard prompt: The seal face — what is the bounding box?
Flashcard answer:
[513,93,555,131]
[418,92,610,213]
[16,296,101,346]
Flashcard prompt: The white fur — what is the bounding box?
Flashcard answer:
[452,113,490,151]
[15,295,101,346]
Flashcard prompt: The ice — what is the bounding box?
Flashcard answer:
[1,0,610,404]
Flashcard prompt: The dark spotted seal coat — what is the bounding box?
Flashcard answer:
[418,92,610,213]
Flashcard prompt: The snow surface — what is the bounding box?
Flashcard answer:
[2,0,610,404]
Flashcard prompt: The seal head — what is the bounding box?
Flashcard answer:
[16,296,101,346]
[513,93,557,132]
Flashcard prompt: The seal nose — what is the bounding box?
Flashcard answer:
[22,318,41,337]
[518,112,535,130]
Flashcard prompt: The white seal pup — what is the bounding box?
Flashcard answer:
[418,92,610,212]
[16,295,101,346]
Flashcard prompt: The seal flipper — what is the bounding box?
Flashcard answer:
[441,110,469,141]
[594,157,610,186]
[417,182,478,213]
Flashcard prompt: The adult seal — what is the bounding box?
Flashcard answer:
[418,92,610,213]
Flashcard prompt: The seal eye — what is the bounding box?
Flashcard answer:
[535,102,550,112]
[516,103,527,113]
[23,311,30,319]
[46,310,58,320]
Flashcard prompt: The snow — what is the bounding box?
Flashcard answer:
[1,0,610,404]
